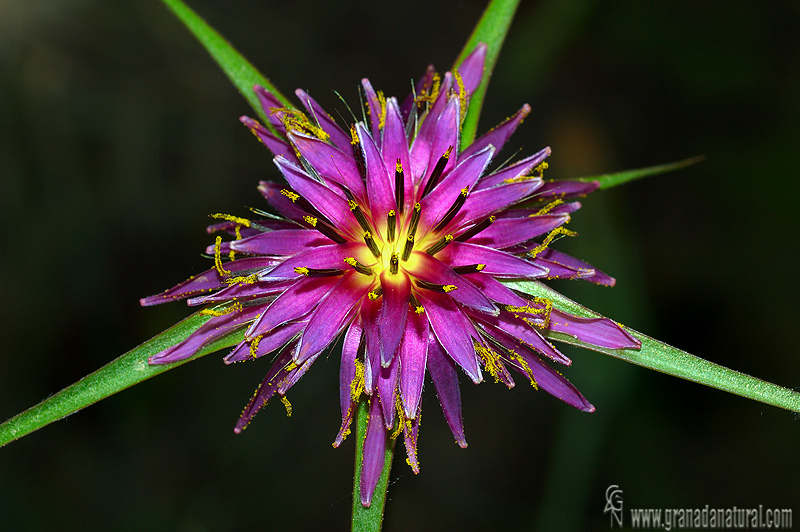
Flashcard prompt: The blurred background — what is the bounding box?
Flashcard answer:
[1,0,799,530]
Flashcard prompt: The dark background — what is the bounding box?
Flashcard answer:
[2,1,799,530]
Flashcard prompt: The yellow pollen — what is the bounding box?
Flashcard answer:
[444,145,453,159]
[532,199,564,217]
[281,189,300,202]
[377,91,387,128]
[344,257,358,267]
[199,301,243,317]
[210,213,252,227]
[504,175,540,184]
[368,290,381,300]
[350,124,359,145]
[534,161,549,177]
[395,160,403,173]
[248,334,264,359]
[213,236,231,277]
[529,226,577,259]
[294,267,310,276]
[442,285,457,293]
[224,273,258,285]
[508,350,538,389]
[280,396,293,417]
[303,215,318,227]
[350,359,365,402]
[453,69,468,125]
[476,264,486,271]
[278,107,330,142]
[475,342,504,383]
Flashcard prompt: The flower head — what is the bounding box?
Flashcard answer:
[141,44,640,506]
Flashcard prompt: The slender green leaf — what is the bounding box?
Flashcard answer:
[575,155,705,190]
[351,398,396,532]
[0,312,243,448]
[505,280,800,413]
[454,0,521,151]
[160,0,292,127]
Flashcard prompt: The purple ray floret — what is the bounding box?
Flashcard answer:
[142,43,640,507]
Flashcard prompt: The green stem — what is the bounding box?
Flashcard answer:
[0,311,243,448]
[351,398,396,532]
[507,280,800,413]
[576,155,705,190]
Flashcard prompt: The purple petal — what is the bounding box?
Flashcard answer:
[409,72,454,180]
[533,248,616,286]
[548,309,641,349]
[510,346,594,412]
[461,272,531,307]
[187,279,288,306]
[409,251,497,314]
[456,43,487,95]
[224,319,306,364]
[234,342,295,433]
[399,64,435,121]
[340,319,363,417]
[435,241,549,278]
[460,105,532,161]
[230,229,332,256]
[381,98,414,214]
[416,289,482,383]
[467,213,570,249]
[258,243,370,281]
[295,88,352,151]
[427,335,467,448]
[258,181,307,223]
[402,409,422,474]
[295,272,372,364]
[377,355,400,429]
[360,396,388,507]
[378,272,411,366]
[139,257,278,306]
[360,296,382,395]
[418,95,460,195]
[357,122,395,219]
[239,116,297,162]
[450,179,543,230]
[288,131,366,200]
[254,85,287,134]
[245,276,339,339]
[399,309,429,419]
[475,148,551,191]
[150,304,265,364]
[474,312,571,365]
[418,145,494,234]
[274,156,359,234]
[537,179,600,200]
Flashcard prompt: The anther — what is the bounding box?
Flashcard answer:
[401,235,415,261]
[303,215,348,244]
[344,257,374,276]
[349,200,372,233]
[409,292,424,314]
[455,216,495,242]
[424,234,453,256]
[389,253,399,275]
[408,203,421,240]
[351,125,367,182]
[363,231,381,258]
[420,146,453,198]
[416,280,457,293]
[294,266,345,277]
[387,210,396,242]
[394,159,405,215]
[452,264,486,274]
[368,286,383,300]
[284,189,334,226]
[432,187,468,233]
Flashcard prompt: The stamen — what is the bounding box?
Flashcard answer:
[528,226,577,259]
[409,292,424,314]
[531,199,564,217]
[344,257,374,276]
[349,200,372,232]
[303,215,347,244]
[387,210,396,242]
[278,107,330,142]
[283,189,334,226]
[401,235,415,261]
[452,264,486,274]
[294,266,345,277]
[249,334,264,359]
[455,216,495,242]
[408,202,421,239]
[280,395,293,417]
[363,231,381,258]
[350,358,365,402]
[368,286,383,300]
[421,146,453,197]
[389,253,399,274]
[210,213,252,228]
[416,280,457,293]
[432,187,468,232]
[424,234,453,256]
[394,159,405,215]
[213,236,231,277]
[534,161,549,177]
[474,341,505,383]
[350,125,367,182]
[453,70,468,125]
[200,301,243,317]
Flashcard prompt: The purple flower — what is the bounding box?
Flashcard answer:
[141,44,640,506]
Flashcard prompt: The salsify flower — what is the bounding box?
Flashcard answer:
[141,44,640,506]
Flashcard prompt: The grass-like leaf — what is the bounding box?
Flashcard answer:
[0,312,243,448]
[454,0,521,151]
[506,280,800,413]
[160,0,292,127]
[575,155,705,190]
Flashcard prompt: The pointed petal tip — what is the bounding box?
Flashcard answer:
[456,439,468,449]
